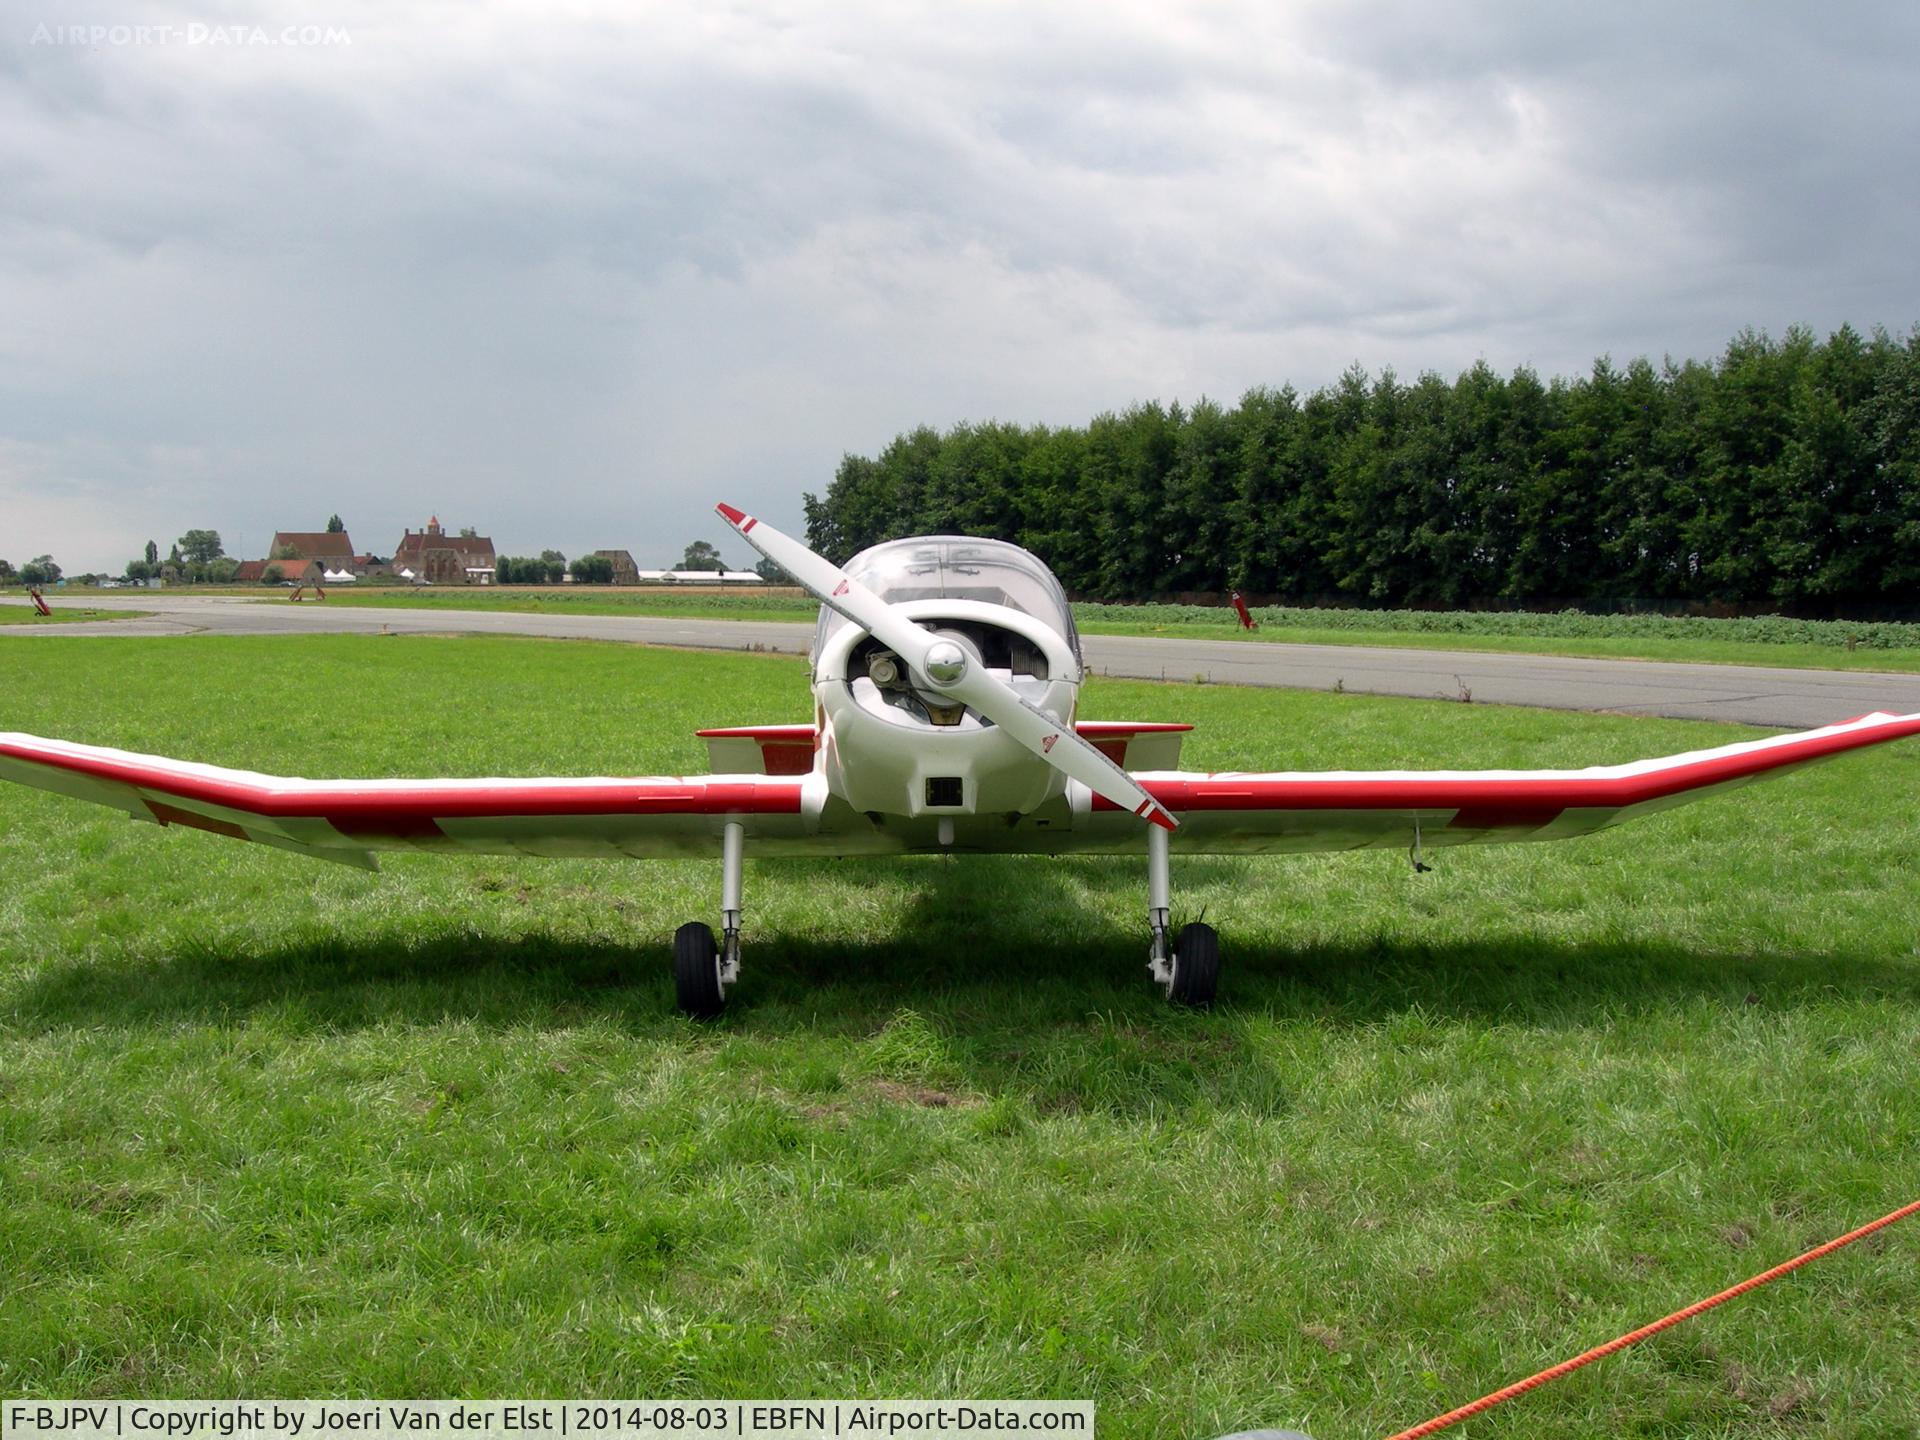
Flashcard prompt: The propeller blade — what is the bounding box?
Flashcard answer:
[715,503,1176,830]
[714,503,931,662]
[938,665,1177,830]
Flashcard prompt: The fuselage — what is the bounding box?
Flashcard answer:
[807,537,1083,825]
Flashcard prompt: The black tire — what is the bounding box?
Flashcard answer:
[1168,922,1220,1008]
[673,921,725,1018]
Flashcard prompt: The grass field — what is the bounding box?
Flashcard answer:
[3,636,1917,1437]
[225,585,1920,673]
[296,585,819,626]
[1076,620,1920,675]
[0,604,148,625]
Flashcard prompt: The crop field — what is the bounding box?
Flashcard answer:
[2,635,1917,1438]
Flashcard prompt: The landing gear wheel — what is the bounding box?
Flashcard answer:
[1167,922,1220,1008]
[673,921,726,1019]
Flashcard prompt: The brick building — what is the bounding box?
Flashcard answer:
[392,516,496,584]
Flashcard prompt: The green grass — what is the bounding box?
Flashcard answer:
[1076,619,1920,673]
[0,604,148,625]
[301,585,819,625]
[3,636,1918,1438]
[156,585,1920,672]
[1075,603,1920,673]
[1080,601,1920,651]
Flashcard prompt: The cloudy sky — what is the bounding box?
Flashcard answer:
[4,1,1917,573]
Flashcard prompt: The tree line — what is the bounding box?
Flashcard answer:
[0,556,60,586]
[802,324,1920,614]
[7,529,790,591]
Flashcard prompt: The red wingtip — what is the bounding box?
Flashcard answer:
[715,502,749,526]
[1147,804,1178,831]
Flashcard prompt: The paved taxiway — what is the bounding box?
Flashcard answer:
[6,592,1918,729]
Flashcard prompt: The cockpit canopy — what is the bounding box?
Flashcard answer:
[811,536,1081,661]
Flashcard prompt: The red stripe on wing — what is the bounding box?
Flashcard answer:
[1089,712,1920,816]
[0,737,805,830]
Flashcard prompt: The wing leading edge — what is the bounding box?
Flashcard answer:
[0,733,817,864]
[1076,709,1920,854]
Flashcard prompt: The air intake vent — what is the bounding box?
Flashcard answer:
[924,776,964,808]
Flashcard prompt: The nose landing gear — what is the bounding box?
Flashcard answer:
[1146,822,1219,1007]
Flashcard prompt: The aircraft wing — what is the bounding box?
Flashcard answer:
[0,733,819,867]
[1072,710,1920,855]
[6,711,1917,867]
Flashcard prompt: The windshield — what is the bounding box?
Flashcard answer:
[812,537,1079,659]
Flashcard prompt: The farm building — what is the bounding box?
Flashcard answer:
[265,530,355,565]
[634,569,766,584]
[593,550,640,585]
[391,516,496,584]
[236,558,324,585]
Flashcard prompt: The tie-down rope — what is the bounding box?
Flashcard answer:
[1379,1196,1920,1440]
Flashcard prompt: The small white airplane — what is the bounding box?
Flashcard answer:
[5,503,1918,1017]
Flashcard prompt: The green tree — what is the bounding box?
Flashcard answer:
[569,554,614,583]
[0,558,16,585]
[498,556,556,584]
[144,539,158,565]
[177,529,225,566]
[754,556,793,583]
[22,555,62,585]
[1158,398,1237,593]
[539,549,567,583]
[678,540,724,571]
[797,322,1920,613]
[326,514,345,533]
[1230,384,1331,597]
[1859,326,1920,596]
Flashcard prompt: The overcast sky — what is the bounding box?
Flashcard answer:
[4,1,1917,573]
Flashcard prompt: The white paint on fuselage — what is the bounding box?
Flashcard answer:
[811,598,1082,821]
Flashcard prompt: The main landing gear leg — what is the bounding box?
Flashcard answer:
[1147,822,1219,1008]
[674,820,745,1018]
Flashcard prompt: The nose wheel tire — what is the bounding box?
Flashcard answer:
[673,921,726,1018]
[1167,921,1220,1008]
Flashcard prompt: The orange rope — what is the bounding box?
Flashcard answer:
[1381,1196,1920,1440]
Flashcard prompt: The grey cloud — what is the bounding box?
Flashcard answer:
[2,1,1917,572]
